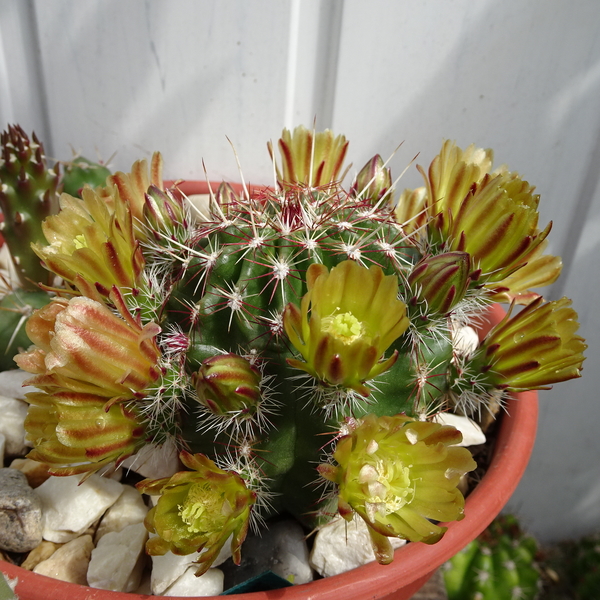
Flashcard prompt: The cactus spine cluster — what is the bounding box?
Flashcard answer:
[2,124,586,574]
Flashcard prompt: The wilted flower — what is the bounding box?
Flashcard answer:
[137,451,255,576]
[283,260,409,396]
[14,294,161,474]
[319,414,476,564]
[474,297,586,391]
[268,125,349,188]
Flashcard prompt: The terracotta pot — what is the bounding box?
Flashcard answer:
[0,182,538,599]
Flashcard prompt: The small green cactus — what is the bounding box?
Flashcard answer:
[7,125,586,574]
[443,515,541,600]
[0,125,60,289]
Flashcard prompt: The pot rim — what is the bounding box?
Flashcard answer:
[0,181,538,599]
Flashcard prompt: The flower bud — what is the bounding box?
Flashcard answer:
[475,296,586,391]
[143,185,188,239]
[350,155,392,204]
[408,252,473,316]
[194,354,262,417]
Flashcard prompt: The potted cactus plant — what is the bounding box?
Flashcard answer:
[0,124,586,599]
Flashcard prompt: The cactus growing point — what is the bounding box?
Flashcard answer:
[1,125,586,575]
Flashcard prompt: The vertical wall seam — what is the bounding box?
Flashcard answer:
[313,0,344,129]
[0,24,15,124]
[25,0,54,157]
[284,0,302,129]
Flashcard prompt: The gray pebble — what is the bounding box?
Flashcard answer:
[0,468,43,552]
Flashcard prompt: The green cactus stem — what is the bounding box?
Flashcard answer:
[61,156,111,197]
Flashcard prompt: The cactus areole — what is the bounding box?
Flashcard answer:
[0,126,585,597]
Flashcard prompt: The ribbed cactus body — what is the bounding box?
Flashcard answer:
[0,125,59,289]
[170,185,456,525]
[444,515,540,600]
[62,156,111,197]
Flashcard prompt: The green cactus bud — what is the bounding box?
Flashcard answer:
[473,296,586,391]
[350,154,392,204]
[194,353,261,417]
[319,414,476,564]
[0,124,59,289]
[137,451,256,576]
[61,156,111,197]
[215,181,240,217]
[143,185,189,240]
[283,260,409,397]
[408,251,474,317]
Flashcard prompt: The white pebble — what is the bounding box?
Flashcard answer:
[433,413,486,447]
[0,369,38,400]
[87,522,148,592]
[452,325,480,357]
[36,474,124,543]
[0,395,28,455]
[164,567,224,597]
[95,484,148,542]
[310,514,406,578]
[120,438,180,479]
[150,537,232,595]
[33,534,94,584]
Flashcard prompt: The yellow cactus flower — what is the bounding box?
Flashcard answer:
[319,414,476,564]
[476,296,586,391]
[137,451,255,577]
[32,187,144,298]
[283,260,409,396]
[268,125,349,188]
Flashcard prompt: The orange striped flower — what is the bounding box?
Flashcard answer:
[15,294,161,475]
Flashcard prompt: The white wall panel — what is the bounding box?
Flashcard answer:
[1,0,599,542]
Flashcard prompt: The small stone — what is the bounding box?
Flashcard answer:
[0,396,28,456]
[21,540,62,570]
[120,438,181,479]
[221,519,312,589]
[33,534,94,584]
[433,413,486,447]
[452,324,480,357]
[9,458,51,488]
[310,514,407,577]
[87,522,148,592]
[0,369,38,400]
[164,567,224,597]
[150,538,232,595]
[95,484,148,543]
[0,468,43,552]
[36,474,124,543]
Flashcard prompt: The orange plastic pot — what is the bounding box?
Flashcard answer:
[0,182,538,600]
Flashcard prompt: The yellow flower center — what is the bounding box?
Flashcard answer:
[359,458,414,519]
[178,483,231,534]
[323,311,365,343]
